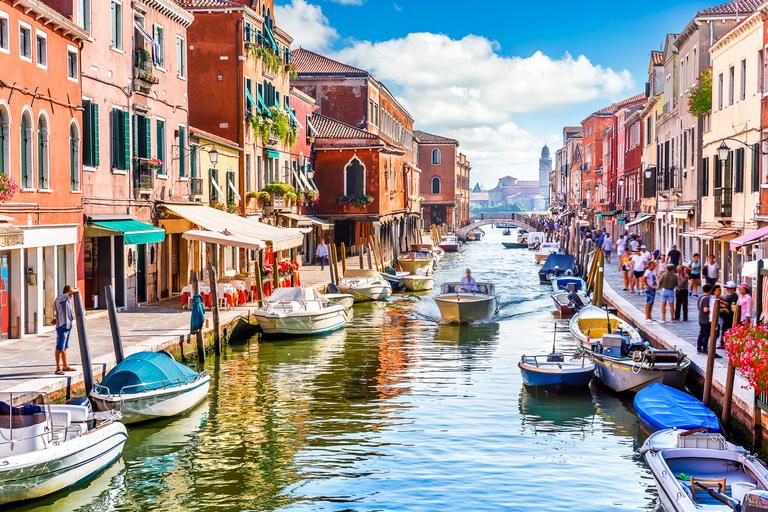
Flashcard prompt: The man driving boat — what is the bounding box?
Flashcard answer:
[460,269,477,292]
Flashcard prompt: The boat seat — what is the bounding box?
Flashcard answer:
[49,404,88,422]
[49,410,72,429]
[686,477,730,505]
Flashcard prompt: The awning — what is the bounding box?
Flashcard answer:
[162,203,303,251]
[279,212,312,227]
[246,88,258,112]
[228,178,241,201]
[625,215,653,228]
[211,179,225,201]
[672,206,694,220]
[618,217,627,224]
[305,216,333,229]
[298,172,313,192]
[133,20,161,66]
[597,209,621,218]
[89,219,166,245]
[182,229,264,250]
[266,150,279,159]
[288,108,302,129]
[730,226,768,251]
[306,117,317,137]
[680,228,740,240]
[292,169,305,191]
[742,260,760,278]
[257,91,269,113]
[557,208,574,220]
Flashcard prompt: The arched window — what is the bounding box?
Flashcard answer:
[431,176,441,195]
[0,103,9,175]
[345,157,365,196]
[70,121,80,191]
[20,110,33,189]
[37,113,50,189]
[432,148,441,165]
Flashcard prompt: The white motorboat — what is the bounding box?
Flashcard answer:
[640,428,768,511]
[527,232,546,249]
[398,251,434,275]
[431,246,445,265]
[253,287,347,336]
[439,235,459,252]
[323,292,355,310]
[401,269,435,292]
[434,282,500,323]
[0,392,127,506]
[91,352,211,424]
[338,269,392,302]
[535,242,560,264]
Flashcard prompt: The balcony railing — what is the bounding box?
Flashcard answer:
[135,162,154,192]
[624,198,639,212]
[657,167,681,191]
[190,177,203,197]
[133,49,159,86]
[714,188,732,218]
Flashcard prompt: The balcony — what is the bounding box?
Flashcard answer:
[624,198,639,212]
[133,49,159,89]
[714,188,732,218]
[190,177,203,197]
[134,162,154,195]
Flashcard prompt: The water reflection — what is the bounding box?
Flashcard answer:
[519,385,597,435]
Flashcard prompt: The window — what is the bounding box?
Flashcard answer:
[35,31,46,68]
[692,48,697,86]
[646,116,652,145]
[245,153,251,193]
[740,59,747,102]
[76,0,90,33]
[729,65,735,106]
[431,176,441,195]
[153,24,164,67]
[683,131,687,168]
[0,104,8,175]
[19,23,31,60]
[244,21,253,43]
[110,108,129,170]
[680,58,685,96]
[20,111,32,188]
[226,170,235,205]
[37,114,49,189]
[702,156,709,197]
[67,46,78,80]
[0,12,9,53]
[375,103,379,126]
[82,99,99,167]
[70,122,80,191]
[110,1,121,50]
[176,36,185,78]
[244,77,253,117]
[752,143,760,192]
[431,148,441,165]
[759,50,764,95]
[344,157,365,196]
[178,125,186,177]
[735,147,745,193]
[156,119,165,174]
[209,168,219,202]
[718,73,724,110]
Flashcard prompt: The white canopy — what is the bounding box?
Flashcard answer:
[267,287,326,303]
[182,229,265,250]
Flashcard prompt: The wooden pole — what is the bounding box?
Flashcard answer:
[254,256,264,303]
[207,265,221,355]
[367,242,374,270]
[703,298,721,406]
[104,285,124,364]
[272,249,279,291]
[358,243,364,269]
[72,291,94,396]
[330,243,340,282]
[754,395,763,452]
[368,236,380,271]
[376,235,385,269]
[192,271,205,361]
[722,303,741,428]
[340,242,347,276]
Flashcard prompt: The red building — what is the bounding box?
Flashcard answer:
[622,107,646,215]
[414,131,470,228]
[0,0,88,338]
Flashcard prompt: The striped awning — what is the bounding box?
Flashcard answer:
[680,228,740,240]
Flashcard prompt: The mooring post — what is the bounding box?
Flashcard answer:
[72,291,94,396]
[722,305,740,429]
[367,243,374,270]
[104,285,124,364]
[703,299,720,406]
[358,243,364,269]
[754,395,763,452]
[192,271,205,361]
[340,242,347,276]
[207,265,221,355]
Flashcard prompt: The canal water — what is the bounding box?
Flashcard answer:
[18,228,660,511]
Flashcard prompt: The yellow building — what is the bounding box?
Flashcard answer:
[190,128,243,211]
[701,6,768,282]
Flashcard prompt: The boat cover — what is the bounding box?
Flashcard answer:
[98,352,199,395]
[634,383,720,433]
[540,254,577,274]
[267,287,327,303]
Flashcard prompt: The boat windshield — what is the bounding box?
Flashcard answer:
[401,251,431,259]
[440,282,494,294]
[267,287,327,303]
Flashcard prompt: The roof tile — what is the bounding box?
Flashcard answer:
[651,51,663,65]
[413,130,459,145]
[175,0,241,8]
[293,48,368,76]
[311,114,377,140]
[698,0,763,16]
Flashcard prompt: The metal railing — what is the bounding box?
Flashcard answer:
[133,49,158,85]
[92,370,208,398]
[190,177,203,196]
[135,162,154,192]
[714,188,732,218]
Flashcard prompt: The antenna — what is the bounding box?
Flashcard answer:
[552,324,557,354]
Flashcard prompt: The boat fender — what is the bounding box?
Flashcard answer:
[159,349,175,361]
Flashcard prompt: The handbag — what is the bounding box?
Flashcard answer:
[702,266,708,278]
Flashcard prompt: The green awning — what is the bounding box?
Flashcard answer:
[89,219,166,245]
[266,150,279,158]
[597,209,621,218]
[618,217,627,224]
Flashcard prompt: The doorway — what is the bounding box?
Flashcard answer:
[0,253,9,339]
[137,244,147,303]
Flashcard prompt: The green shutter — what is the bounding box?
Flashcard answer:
[143,117,151,159]
[20,122,27,186]
[753,143,760,192]
[131,114,138,170]
[179,126,186,177]
[0,127,4,174]
[156,120,164,171]
[92,103,99,166]
[82,101,92,166]
[122,111,130,170]
[190,145,196,179]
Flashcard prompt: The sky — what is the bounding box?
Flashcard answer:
[275,0,714,188]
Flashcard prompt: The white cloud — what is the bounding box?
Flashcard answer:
[275,0,338,53]
[393,3,403,10]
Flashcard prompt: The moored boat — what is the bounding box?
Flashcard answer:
[434,282,499,323]
[551,276,587,293]
[539,254,577,283]
[338,269,392,302]
[0,392,127,506]
[398,251,434,275]
[253,287,348,336]
[527,232,545,249]
[552,288,591,315]
[439,235,459,252]
[431,247,445,264]
[502,242,527,249]
[634,383,720,435]
[401,270,435,291]
[518,354,595,391]
[535,242,560,264]
[90,352,211,424]
[323,293,355,310]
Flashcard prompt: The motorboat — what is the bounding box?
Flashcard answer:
[502,229,511,236]
[535,242,560,264]
[252,287,347,336]
[502,242,528,249]
[552,285,591,315]
[640,429,768,511]
[401,269,435,292]
[379,270,406,292]
[91,352,211,424]
[398,251,434,275]
[495,224,516,229]
[323,292,355,310]
[517,231,528,243]
[338,269,392,302]
[431,246,445,265]
[439,235,459,252]
[569,305,690,393]
[539,254,577,283]
[0,392,127,506]
[634,383,720,435]
[466,228,485,241]
[434,282,500,323]
[527,232,545,249]
[518,354,594,391]
[551,276,587,293]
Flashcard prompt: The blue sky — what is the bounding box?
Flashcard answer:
[276,0,714,187]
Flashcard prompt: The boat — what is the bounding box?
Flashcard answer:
[431,246,445,265]
[551,286,591,315]
[434,282,500,323]
[0,392,127,506]
[539,253,577,283]
[640,428,768,512]
[518,354,595,391]
[439,235,459,252]
[527,232,545,249]
[535,242,561,264]
[569,305,690,393]
[323,292,355,310]
[398,250,434,275]
[466,228,485,241]
[252,287,347,336]
[551,276,587,293]
[502,229,511,236]
[338,269,392,302]
[502,242,528,249]
[379,269,406,291]
[401,269,435,291]
[90,352,211,424]
[517,231,528,243]
[495,224,516,229]
[634,383,720,435]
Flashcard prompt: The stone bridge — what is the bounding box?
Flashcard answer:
[455,213,537,241]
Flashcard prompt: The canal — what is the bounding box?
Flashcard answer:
[18,228,659,511]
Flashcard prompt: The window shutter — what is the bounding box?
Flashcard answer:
[143,117,151,159]
[82,101,92,166]
[110,2,116,47]
[753,143,760,192]
[275,90,280,108]
[123,111,130,170]
[131,114,138,171]
[179,126,186,177]
[92,103,99,166]
[714,155,721,188]
[111,109,118,168]
[703,157,709,197]
[176,37,182,75]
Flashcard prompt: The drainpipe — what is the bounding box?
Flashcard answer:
[236,17,244,214]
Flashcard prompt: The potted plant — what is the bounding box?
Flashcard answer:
[0,173,19,203]
[336,194,374,208]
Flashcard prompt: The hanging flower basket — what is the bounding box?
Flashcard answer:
[724,323,768,393]
[0,173,19,203]
[336,194,373,207]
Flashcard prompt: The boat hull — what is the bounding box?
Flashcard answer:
[591,355,689,393]
[402,276,435,291]
[434,294,499,323]
[92,376,211,424]
[338,283,392,302]
[254,307,347,336]
[399,259,434,275]
[439,243,458,252]
[502,242,527,249]
[323,293,354,310]
[519,363,594,390]
[551,291,591,315]
[0,423,127,505]
[535,252,556,264]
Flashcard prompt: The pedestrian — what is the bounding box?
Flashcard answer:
[658,264,677,323]
[656,254,667,278]
[667,245,681,269]
[316,239,329,270]
[460,268,478,292]
[616,233,627,263]
[629,235,640,253]
[602,234,613,263]
[710,285,724,357]
[704,254,719,288]
[737,283,753,324]
[620,253,631,291]
[697,284,713,354]
[689,253,701,297]
[643,261,658,323]
[631,246,651,295]
[52,285,78,375]
[720,281,739,343]
[674,266,689,322]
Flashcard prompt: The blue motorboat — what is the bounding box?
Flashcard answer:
[518,353,595,391]
[551,276,587,293]
[634,383,720,435]
[539,254,577,283]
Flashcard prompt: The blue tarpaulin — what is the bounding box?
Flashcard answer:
[634,383,720,434]
[98,352,198,395]
[190,294,205,332]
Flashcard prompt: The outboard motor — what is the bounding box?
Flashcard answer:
[66,396,93,414]
[327,283,340,294]
[744,490,768,512]
[568,287,585,311]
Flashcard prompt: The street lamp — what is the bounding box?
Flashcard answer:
[618,178,624,187]
[644,168,653,179]
[307,168,315,180]
[208,147,219,167]
[717,141,730,161]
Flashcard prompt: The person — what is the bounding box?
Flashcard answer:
[602,234,613,263]
[720,281,739,343]
[674,266,689,322]
[620,253,631,291]
[697,285,713,354]
[616,233,627,262]
[658,264,677,324]
[689,253,701,297]
[632,246,651,295]
[710,285,724,357]
[667,245,681,269]
[737,283,753,324]
[642,261,657,322]
[629,235,640,253]
[655,254,667,278]
[316,239,329,270]
[52,285,78,375]
[460,269,478,292]
[704,254,719,288]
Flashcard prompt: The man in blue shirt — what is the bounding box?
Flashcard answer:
[460,269,477,292]
[52,285,78,375]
